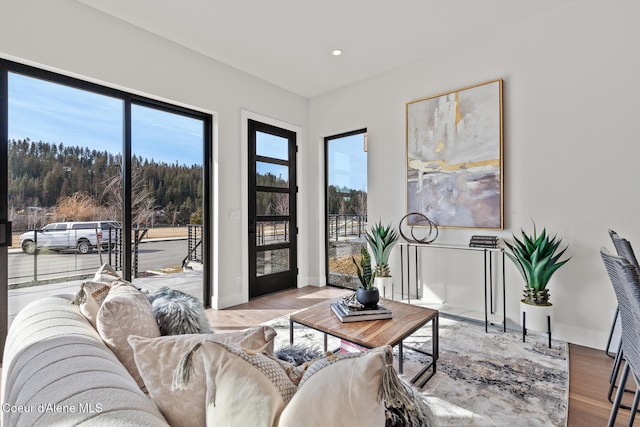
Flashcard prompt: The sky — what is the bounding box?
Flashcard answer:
[328,133,367,191]
[8,72,203,166]
[7,71,367,189]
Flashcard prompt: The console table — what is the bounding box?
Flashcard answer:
[398,242,506,332]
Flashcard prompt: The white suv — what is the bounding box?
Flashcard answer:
[20,221,120,255]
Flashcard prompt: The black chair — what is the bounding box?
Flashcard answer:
[601,248,640,427]
[608,231,640,407]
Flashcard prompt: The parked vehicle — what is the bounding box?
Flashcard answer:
[19,221,121,255]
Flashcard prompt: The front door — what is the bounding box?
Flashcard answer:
[248,119,297,298]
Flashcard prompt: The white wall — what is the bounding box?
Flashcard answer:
[0,0,309,309]
[308,0,640,348]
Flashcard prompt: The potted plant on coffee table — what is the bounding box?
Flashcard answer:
[504,221,571,336]
[352,246,378,308]
[365,221,399,299]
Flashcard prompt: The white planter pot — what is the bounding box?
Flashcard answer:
[374,276,393,299]
[520,300,553,333]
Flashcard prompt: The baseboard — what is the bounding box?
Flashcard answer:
[211,292,243,310]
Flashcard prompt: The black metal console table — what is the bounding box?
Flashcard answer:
[398,242,506,332]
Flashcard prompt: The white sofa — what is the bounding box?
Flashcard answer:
[1,295,169,426]
[1,289,428,427]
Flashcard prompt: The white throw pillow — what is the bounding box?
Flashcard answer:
[97,282,161,391]
[278,347,388,427]
[71,281,111,327]
[197,340,298,427]
[93,262,122,283]
[128,326,277,427]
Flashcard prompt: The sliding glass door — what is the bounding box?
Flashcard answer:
[0,60,212,357]
[6,71,124,329]
[131,104,205,299]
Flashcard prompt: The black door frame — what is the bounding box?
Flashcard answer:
[0,59,213,358]
[248,119,297,299]
[324,128,367,288]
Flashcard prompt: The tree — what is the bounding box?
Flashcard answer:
[56,192,101,221]
[190,206,203,224]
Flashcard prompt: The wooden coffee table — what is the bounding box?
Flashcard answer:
[289,297,438,386]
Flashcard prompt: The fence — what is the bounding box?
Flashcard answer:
[328,214,367,241]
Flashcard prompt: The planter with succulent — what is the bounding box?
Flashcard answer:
[352,246,379,308]
[365,221,399,299]
[504,222,571,332]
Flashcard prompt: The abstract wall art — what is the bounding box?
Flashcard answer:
[406,79,503,229]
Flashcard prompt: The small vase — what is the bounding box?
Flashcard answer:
[374,276,393,299]
[356,287,380,308]
[520,300,553,332]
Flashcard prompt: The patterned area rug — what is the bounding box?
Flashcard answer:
[265,315,568,426]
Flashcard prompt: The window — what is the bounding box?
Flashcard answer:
[0,59,213,357]
[324,129,367,290]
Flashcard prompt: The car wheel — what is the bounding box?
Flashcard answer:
[77,240,91,254]
[22,240,37,255]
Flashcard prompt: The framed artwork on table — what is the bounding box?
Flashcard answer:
[406,79,503,229]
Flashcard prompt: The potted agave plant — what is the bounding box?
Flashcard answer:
[352,246,378,308]
[365,221,399,299]
[504,222,571,332]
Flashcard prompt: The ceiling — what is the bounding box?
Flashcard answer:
[77,0,571,98]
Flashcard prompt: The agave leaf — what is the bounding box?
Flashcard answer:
[504,222,571,295]
[365,220,399,276]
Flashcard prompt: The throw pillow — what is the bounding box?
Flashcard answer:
[93,262,122,283]
[128,326,277,427]
[97,282,161,391]
[278,347,388,427]
[70,281,111,327]
[147,286,212,335]
[176,340,297,427]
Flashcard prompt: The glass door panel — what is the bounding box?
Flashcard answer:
[7,72,123,327]
[131,104,205,301]
[325,130,368,290]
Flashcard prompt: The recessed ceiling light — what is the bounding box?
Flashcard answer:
[332,49,343,56]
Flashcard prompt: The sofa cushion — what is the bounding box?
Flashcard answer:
[128,326,277,427]
[93,262,122,283]
[1,296,168,427]
[97,283,161,391]
[278,347,388,427]
[70,280,111,327]
[196,341,297,427]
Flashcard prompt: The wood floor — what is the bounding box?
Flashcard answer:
[205,285,638,427]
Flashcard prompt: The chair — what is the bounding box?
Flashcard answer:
[601,248,640,427]
[608,231,640,406]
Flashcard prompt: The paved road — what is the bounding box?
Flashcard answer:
[8,239,190,286]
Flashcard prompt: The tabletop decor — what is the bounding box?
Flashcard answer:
[352,246,379,307]
[365,221,399,298]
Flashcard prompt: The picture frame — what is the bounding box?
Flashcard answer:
[406,79,503,229]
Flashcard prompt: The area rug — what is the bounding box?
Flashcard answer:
[264,315,568,427]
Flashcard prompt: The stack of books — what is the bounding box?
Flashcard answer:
[469,235,500,248]
[330,300,392,323]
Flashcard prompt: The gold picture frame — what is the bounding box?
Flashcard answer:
[406,79,503,229]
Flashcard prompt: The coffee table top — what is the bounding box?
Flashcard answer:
[289,297,438,349]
